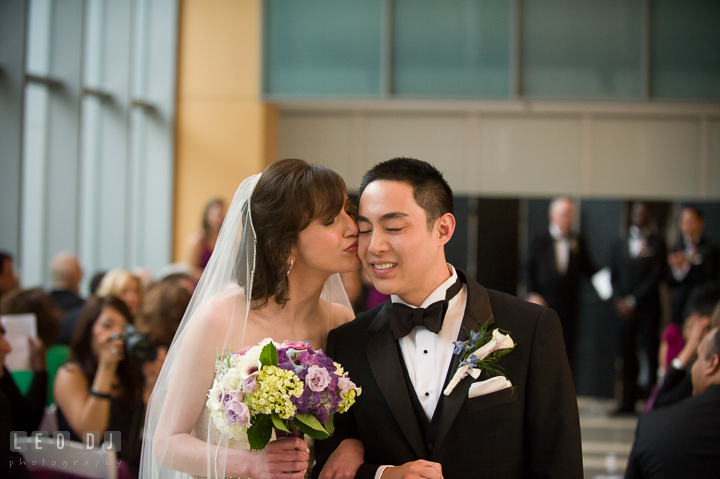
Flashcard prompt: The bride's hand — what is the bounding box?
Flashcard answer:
[249,437,310,479]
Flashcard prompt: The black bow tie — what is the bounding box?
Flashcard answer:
[388,278,464,340]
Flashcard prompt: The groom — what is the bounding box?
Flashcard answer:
[314,158,582,479]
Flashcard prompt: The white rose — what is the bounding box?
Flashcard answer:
[221,367,244,390]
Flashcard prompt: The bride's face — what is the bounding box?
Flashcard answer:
[293,198,361,275]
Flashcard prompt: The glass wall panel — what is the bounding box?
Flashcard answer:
[393,0,511,98]
[522,0,643,99]
[264,0,383,97]
[651,0,720,100]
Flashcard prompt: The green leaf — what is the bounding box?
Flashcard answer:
[294,414,329,440]
[323,415,335,435]
[271,412,290,433]
[247,415,273,450]
[259,342,278,367]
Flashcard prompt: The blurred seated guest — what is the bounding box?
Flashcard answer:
[54,296,144,476]
[653,289,718,410]
[49,252,85,345]
[0,288,65,405]
[667,206,719,325]
[0,251,20,300]
[611,202,666,414]
[132,267,156,293]
[526,197,597,371]
[96,269,142,316]
[156,262,197,294]
[625,326,720,479]
[89,270,107,296]
[0,318,46,479]
[183,197,225,278]
[134,281,191,401]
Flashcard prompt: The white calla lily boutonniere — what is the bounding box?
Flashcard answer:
[444,321,515,396]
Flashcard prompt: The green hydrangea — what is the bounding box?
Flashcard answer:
[337,388,360,414]
[246,366,304,419]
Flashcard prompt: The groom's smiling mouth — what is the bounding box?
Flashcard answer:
[371,262,397,273]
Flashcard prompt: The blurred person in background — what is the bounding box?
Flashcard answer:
[183,197,225,279]
[0,288,64,406]
[156,262,197,294]
[0,318,46,479]
[0,251,20,300]
[667,206,719,325]
[134,281,191,402]
[89,270,107,296]
[526,197,597,372]
[54,295,145,477]
[49,252,86,345]
[610,202,666,414]
[96,269,143,317]
[625,326,720,478]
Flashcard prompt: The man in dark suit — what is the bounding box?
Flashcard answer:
[526,197,596,371]
[625,326,720,478]
[667,206,720,325]
[314,158,582,479]
[48,252,85,345]
[610,202,666,414]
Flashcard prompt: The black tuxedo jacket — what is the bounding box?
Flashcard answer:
[314,270,583,479]
[625,384,720,478]
[667,236,720,324]
[526,231,596,323]
[610,233,666,319]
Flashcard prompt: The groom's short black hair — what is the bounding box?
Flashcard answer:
[359,157,453,229]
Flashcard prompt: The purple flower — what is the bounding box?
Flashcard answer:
[242,374,258,395]
[223,390,250,428]
[305,365,331,392]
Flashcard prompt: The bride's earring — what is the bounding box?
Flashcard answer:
[286,259,294,276]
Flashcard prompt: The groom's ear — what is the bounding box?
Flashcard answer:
[435,213,456,246]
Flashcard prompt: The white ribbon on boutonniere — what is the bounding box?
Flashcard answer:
[444,326,515,396]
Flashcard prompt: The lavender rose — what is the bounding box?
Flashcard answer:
[224,390,250,428]
[305,365,331,392]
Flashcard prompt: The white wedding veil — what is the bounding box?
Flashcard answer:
[140,167,353,479]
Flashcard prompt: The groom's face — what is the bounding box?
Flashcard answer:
[357,180,440,305]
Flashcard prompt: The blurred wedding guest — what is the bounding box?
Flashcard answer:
[96,269,143,316]
[653,289,718,410]
[156,262,197,294]
[54,296,144,477]
[133,267,156,292]
[49,252,86,345]
[0,288,65,405]
[89,270,107,296]
[0,318,46,479]
[134,281,191,401]
[610,202,666,414]
[667,206,719,325]
[183,197,225,278]
[625,326,720,479]
[0,251,20,300]
[526,197,597,371]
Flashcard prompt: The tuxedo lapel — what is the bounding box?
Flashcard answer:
[433,272,494,457]
[366,304,429,459]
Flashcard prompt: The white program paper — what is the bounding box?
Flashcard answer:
[591,267,614,301]
[1,313,38,371]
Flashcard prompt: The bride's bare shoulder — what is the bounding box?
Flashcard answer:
[194,283,248,327]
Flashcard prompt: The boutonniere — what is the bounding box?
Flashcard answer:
[443,321,515,396]
[570,239,579,254]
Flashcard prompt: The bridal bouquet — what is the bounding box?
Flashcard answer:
[206,338,361,450]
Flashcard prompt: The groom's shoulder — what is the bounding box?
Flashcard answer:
[484,287,557,326]
[332,301,387,336]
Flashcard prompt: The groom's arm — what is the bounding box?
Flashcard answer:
[525,308,583,478]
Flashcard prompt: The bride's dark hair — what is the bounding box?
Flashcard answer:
[240,158,348,308]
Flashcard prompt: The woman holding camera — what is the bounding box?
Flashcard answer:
[54,295,145,477]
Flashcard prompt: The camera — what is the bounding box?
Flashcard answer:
[109,325,157,362]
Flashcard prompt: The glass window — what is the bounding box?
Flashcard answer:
[522,0,643,99]
[264,0,384,97]
[651,0,720,100]
[393,0,511,98]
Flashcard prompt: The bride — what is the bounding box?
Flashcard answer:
[140,159,361,479]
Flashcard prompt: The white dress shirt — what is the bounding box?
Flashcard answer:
[374,265,467,479]
[550,223,570,274]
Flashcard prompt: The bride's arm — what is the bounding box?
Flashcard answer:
[153,293,308,478]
